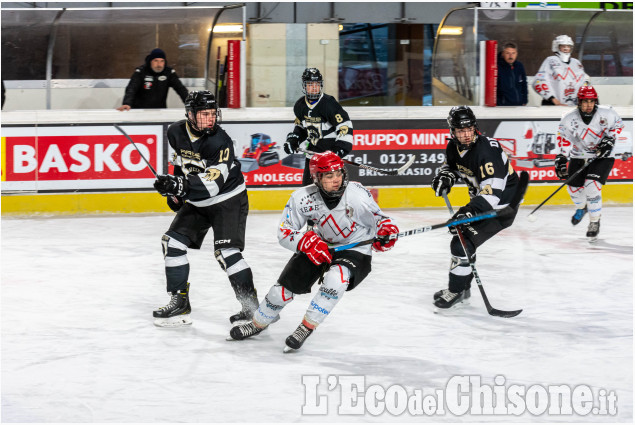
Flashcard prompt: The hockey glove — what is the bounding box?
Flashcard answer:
[167,196,184,212]
[431,169,456,197]
[449,206,474,236]
[298,231,332,266]
[554,154,569,180]
[284,132,302,155]
[372,222,399,252]
[332,142,349,158]
[596,135,615,158]
[154,174,188,198]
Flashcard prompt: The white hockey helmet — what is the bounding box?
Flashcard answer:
[552,35,574,61]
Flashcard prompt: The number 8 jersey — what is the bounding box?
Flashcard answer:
[440,135,519,213]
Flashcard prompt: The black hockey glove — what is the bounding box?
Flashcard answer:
[154,174,188,198]
[448,205,474,236]
[284,132,302,155]
[596,135,615,158]
[554,154,569,180]
[332,142,349,158]
[431,169,456,197]
[167,196,184,212]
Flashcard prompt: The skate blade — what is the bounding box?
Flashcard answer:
[433,298,470,314]
[153,314,192,328]
[283,345,298,353]
[588,236,599,243]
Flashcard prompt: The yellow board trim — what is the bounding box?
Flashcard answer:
[1,184,632,216]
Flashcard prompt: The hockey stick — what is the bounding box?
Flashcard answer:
[330,207,515,253]
[114,124,159,177]
[299,147,415,176]
[114,124,181,205]
[527,156,596,220]
[442,190,523,319]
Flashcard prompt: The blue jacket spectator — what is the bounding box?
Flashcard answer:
[497,42,527,106]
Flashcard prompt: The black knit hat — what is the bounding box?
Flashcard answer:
[146,48,166,63]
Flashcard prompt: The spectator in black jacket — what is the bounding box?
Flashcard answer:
[496,42,527,106]
[117,48,189,111]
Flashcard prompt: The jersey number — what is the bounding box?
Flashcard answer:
[219,148,230,162]
[479,162,494,178]
[335,114,344,123]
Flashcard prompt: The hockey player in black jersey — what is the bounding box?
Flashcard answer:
[431,106,520,309]
[283,67,354,185]
[151,90,259,327]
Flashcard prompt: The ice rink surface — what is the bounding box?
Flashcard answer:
[1,204,632,423]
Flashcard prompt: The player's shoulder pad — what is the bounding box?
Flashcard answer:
[348,181,373,198]
[167,119,187,134]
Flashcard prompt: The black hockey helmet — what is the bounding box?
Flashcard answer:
[185,90,221,134]
[447,106,479,149]
[302,68,323,101]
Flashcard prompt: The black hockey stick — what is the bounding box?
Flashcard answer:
[441,172,529,318]
[114,124,181,205]
[527,156,596,220]
[299,147,415,176]
[114,124,159,177]
[330,206,516,253]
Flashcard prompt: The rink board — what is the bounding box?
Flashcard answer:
[1,183,632,216]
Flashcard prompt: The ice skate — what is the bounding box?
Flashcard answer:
[571,206,588,225]
[434,288,471,302]
[586,219,600,241]
[227,322,266,341]
[283,323,314,353]
[433,288,470,310]
[153,283,192,327]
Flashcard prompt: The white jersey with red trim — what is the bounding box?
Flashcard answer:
[532,55,587,106]
[278,181,394,255]
[557,105,625,159]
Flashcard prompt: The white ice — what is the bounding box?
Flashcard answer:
[1,205,632,423]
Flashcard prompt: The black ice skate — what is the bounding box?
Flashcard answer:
[586,220,600,241]
[434,288,471,302]
[153,283,192,327]
[571,207,587,225]
[433,289,470,309]
[227,322,266,341]
[283,323,314,353]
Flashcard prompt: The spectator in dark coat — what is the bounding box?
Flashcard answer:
[496,42,527,106]
[117,48,189,111]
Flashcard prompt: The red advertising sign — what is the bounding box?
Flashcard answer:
[485,40,498,107]
[1,126,163,191]
[227,40,241,108]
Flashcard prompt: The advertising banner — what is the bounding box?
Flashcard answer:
[227,40,241,108]
[2,118,631,192]
[228,119,632,187]
[1,125,163,191]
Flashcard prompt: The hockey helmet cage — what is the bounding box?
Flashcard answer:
[309,151,348,198]
[577,85,599,120]
[185,90,221,134]
[302,68,324,101]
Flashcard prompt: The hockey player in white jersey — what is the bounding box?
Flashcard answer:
[228,151,399,352]
[554,86,626,240]
[532,35,588,106]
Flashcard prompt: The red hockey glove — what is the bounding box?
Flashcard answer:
[373,223,399,252]
[298,231,332,265]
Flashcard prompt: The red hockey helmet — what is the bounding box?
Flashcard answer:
[577,86,598,102]
[309,151,348,198]
[577,86,599,120]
